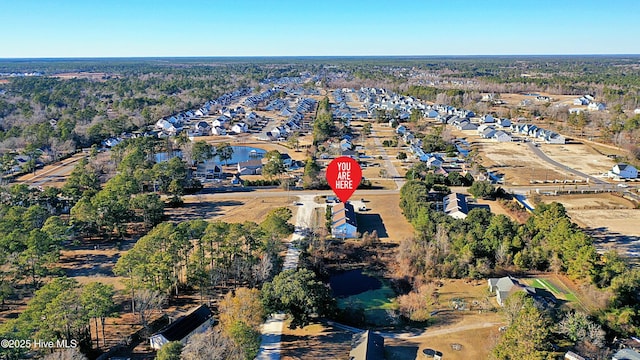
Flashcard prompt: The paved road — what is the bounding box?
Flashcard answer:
[326,319,503,340]
[18,153,87,188]
[527,142,606,185]
[255,194,318,360]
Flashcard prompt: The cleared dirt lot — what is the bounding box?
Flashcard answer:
[356,194,414,243]
[280,322,353,360]
[166,194,295,223]
[15,152,88,188]
[542,193,635,210]
[541,193,640,258]
[473,139,571,185]
[539,143,616,176]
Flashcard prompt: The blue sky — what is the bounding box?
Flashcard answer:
[1,0,639,58]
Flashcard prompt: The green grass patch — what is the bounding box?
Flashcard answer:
[337,284,397,311]
[537,278,561,294]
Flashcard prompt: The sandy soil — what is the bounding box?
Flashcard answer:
[52,72,114,81]
[166,195,295,224]
[569,209,640,258]
[355,194,414,243]
[540,193,640,258]
[539,143,616,176]
[542,193,635,210]
[280,322,353,360]
[15,152,88,188]
[386,327,499,360]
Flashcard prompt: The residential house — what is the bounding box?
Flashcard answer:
[545,132,565,144]
[231,122,248,134]
[457,120,478,131]
[425,109,439,118]
[573,97,589,106]
[480,126,497,139]
[443,193,469,219]
[426,155,443,168]
[564,351,586,360]
[487,276,522,306]
[245,112,259,127]
[280,153,293,167]
[349,330,385,360]
[497,118,511,128]
[194,121,211,135]
[487,276,556,307]
[150,305,215,350]
[612,348,640,360]
[403,132,415,143]
[587,102,606,111]
[395,125,407,135]
[211,127,226,136]
[342,149,358,159]
[155,119,177,135]
[609,163,638,179]
[494,130,512,142]
[237,159,263,175]
[331,202,358,239]
[340,139,353,152]
[481,114,495,123]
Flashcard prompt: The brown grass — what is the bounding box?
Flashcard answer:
[280,321,353,360]
[167,195,296,224]
[355,194,414,243]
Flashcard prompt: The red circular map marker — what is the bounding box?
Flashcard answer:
[326,156,362,203]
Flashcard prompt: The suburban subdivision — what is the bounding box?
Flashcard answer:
[1,56,640,360]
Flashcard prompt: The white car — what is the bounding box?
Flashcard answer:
[617,183,629,188]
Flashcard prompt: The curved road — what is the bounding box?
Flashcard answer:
[527,143,606,185]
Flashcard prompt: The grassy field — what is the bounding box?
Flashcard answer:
[524,275,584,310]
[337,281,397,325]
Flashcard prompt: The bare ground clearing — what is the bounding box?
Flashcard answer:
[540,193,640,258]
[280,321,353,360]
[471,138,584,185]
[355,194,413,243]
[538,143,616,176]
[166,195,295,223]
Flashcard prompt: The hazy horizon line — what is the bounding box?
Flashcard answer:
[1,54,640,61]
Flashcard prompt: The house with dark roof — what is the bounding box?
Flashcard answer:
[349,330,384,360]
[609,163,638,179]
[237,159,263,175]
[443,193,469,219]
[150,305,215,349]
[331,202,358,239]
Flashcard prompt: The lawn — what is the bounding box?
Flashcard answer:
[336,276,398,326]
[526,276,584,310]
[337,283,397,311]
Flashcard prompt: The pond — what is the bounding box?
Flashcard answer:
[205,146,266,165]
[154,146,266,165]
[329,268,382,297]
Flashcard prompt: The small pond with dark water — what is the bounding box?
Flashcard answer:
[329,268,382,298]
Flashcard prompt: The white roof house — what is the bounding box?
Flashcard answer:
[609,163,638,179]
